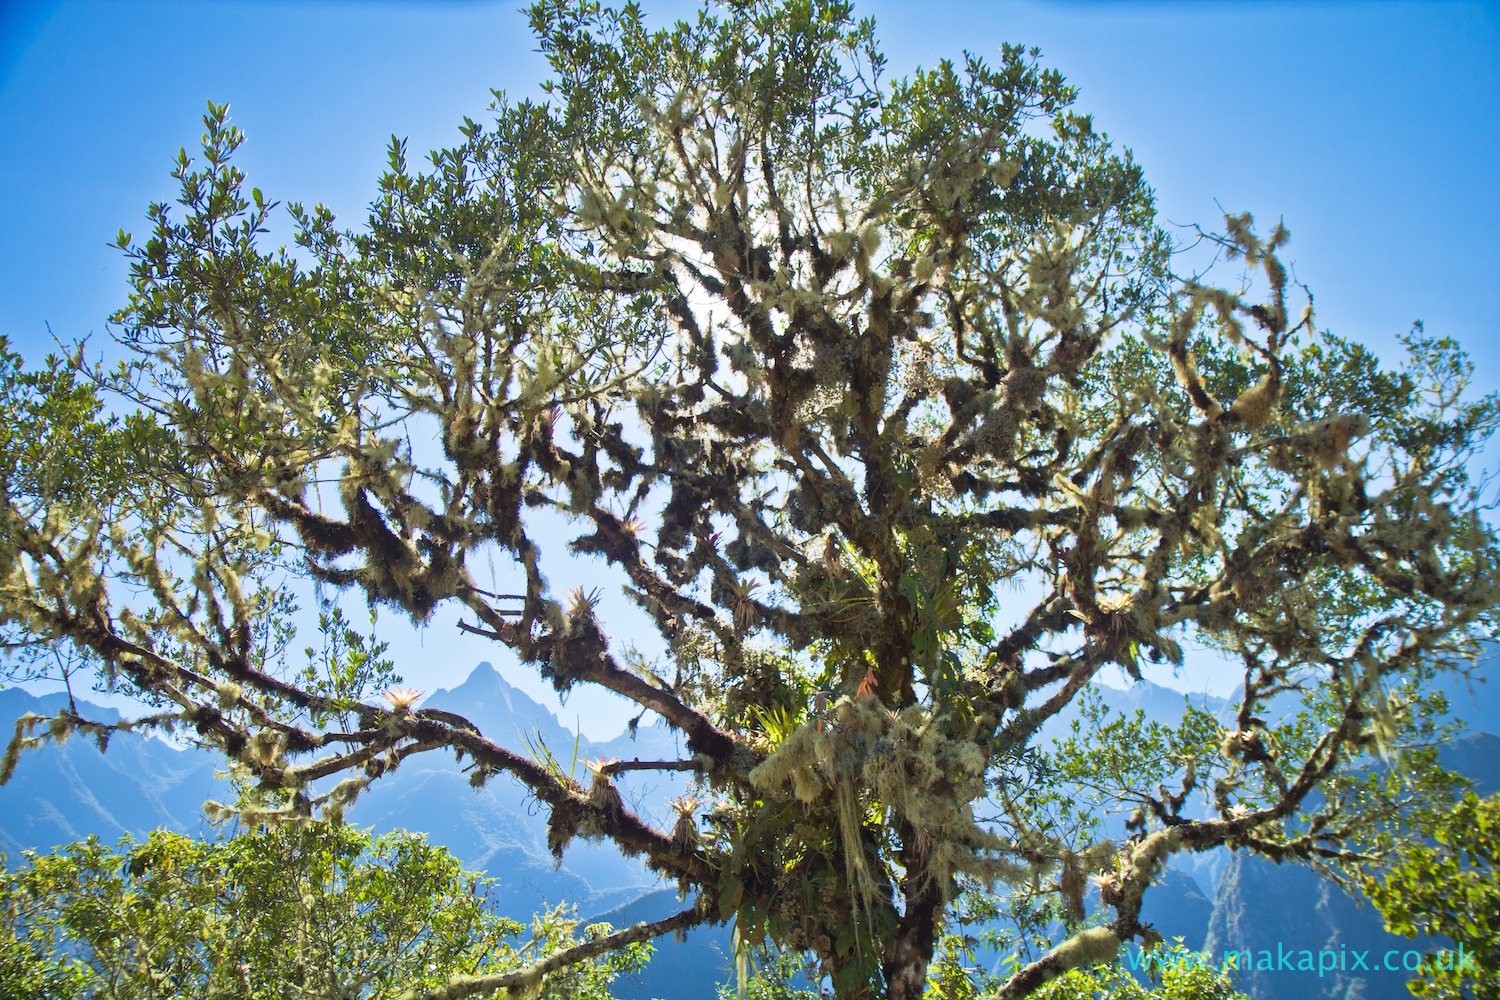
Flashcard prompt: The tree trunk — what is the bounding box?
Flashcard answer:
[882,828,943,1000]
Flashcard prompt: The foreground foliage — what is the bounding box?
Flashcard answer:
[0,824,647,1000]
[2,0,1495,996]
[722,939,1252,999]
[1028,954,1250,1000]
[1363,791,1500,999]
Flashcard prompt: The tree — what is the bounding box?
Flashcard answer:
[0,824,649,999]
[2,0,1496,997]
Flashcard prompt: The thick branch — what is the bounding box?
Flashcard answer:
[397,903,710,1000]
[459,591,749,775]
[600,758,703,776]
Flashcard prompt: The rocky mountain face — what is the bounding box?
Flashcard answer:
[0,689,223,857]
[0,667,732,999]
[2,658,1495,1000]
[0,666,687,921]
[1201,730,1500,1000]
[341,662,689,920]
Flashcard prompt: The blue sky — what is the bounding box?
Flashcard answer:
[2,0,1497,735]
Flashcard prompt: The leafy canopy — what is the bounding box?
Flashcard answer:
[0,824,648,1000]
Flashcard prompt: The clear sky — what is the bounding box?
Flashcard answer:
[2,0,1497,736]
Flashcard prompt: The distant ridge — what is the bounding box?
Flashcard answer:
[0,688,223,858]
[4,656,1497,999]
[345,660,687,919]
[0,665,683,921]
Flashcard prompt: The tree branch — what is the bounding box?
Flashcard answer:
[397,903,710,1000]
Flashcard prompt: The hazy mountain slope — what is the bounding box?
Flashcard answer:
[1437,730,1500,795]
[592,888,734,1000]
[416,662,692,834]
[1432,660,1500,737]
[4,656,1495,999]
[344,661,683,919]
[0,689,224,858]
[1,667,675,921]
[1204,853,1432,1000]
[1140,867,1216,952]
[1200,729,1500,1000]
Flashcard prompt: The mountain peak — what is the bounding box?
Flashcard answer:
[0,686,124,725]
[424,662,577,753]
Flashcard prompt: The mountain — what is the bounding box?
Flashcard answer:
[1438,730,1500,796]
[3,654,1496,1000]
[0,688,224,858]
[1203,852,1444,1000]
[0,665,684,922]
[1432,663,1500,736]
[592,888,734,1000]
[1199,729,1500,1000]
[0,666,722,994]
[1141,867,1216,952]
[418,661,694,835]
[1014,658,1500,999]
[345,661,688,920]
